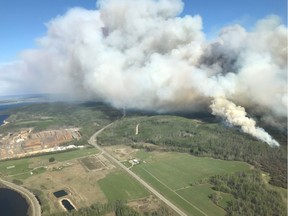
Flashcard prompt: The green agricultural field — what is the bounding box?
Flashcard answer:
[177,185,225,216]
[0,158,30,176]
[131,151,251,216]
[0,147,99,177]
[98,171,150,201]
[36,147,99,162]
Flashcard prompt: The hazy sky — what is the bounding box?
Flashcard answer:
[0,0,286,145]
[0,0,286,63]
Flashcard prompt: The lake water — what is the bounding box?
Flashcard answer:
[0,102,31,125]
[0,188,29,216]
[0,114,9,125]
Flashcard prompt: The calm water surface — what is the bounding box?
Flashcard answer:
[0,188,29,216]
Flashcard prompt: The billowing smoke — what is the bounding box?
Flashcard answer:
[211,97,279,147]
[0,0,287,146]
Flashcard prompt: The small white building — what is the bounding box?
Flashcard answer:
[129,158,140,166]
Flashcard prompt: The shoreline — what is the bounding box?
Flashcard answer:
[2,119,9,126]
[0,178,41,216]
[0,114,9,126]
[0,184,31,216]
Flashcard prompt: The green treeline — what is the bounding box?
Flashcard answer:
[188,136,287,188]
[2,102,123,143]
[209,171,286,216]
[48,201,138,216]
[47,200,172,216]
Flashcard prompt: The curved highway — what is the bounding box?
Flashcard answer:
[88,122,188,216]
[0,178,41,216]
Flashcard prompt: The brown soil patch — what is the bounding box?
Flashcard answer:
[23,158,113,214]
[128,195,162,213]
[103,145,139,161]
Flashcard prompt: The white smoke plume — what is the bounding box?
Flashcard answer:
[210,97,279,147]
[0,0,287,146]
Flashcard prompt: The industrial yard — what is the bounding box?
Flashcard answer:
[0,127,81,160]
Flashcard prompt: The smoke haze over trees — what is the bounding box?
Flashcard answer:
[0,0,286,146]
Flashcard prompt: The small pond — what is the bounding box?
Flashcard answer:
[61,199,75,212]
[53,189,68,198]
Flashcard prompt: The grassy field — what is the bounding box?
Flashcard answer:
[98,171,150,201]
[0,157,30,176]
[0,147,99,177]
[35,147,99,162]
[131,151,251,216]
[177,185,225,216]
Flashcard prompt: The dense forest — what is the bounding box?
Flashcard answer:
[209,170,286,216]
[98,115,287,188]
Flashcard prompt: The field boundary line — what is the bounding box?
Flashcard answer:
[140,167,173,190]
[174,183,209,192]
[97,157,107,168]
[174,186,192,192]
[139,166,208,216]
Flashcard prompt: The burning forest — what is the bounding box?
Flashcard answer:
[0,0,286,147]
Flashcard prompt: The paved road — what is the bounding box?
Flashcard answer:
[0,178,41,216]
[88,123,188,216]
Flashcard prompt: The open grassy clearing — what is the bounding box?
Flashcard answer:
[133,152,250,189]
[0,158,30,175]
[10,166,48,180]
[133,166,204,216]
[131,151,251,216]
[98,171,150,202]
[177,185,225,216]
[35,147,99,162]
[217,192,233,209]
[0,147,99,177]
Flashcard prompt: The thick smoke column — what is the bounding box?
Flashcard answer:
[210,97,279,147]
[0,0,287,146]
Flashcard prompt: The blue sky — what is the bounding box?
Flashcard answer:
[0,0,287,63]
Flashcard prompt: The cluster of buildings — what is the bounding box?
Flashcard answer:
[0,128,81,160]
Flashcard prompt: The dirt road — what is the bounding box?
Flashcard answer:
[88,122,188,216]
[0,178,41,216]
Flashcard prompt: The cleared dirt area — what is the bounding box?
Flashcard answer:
[128,195,167,213]
[80,157,104,170]
[80,154,115,171]
[23,156,111,214]
[103,145,140,161]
